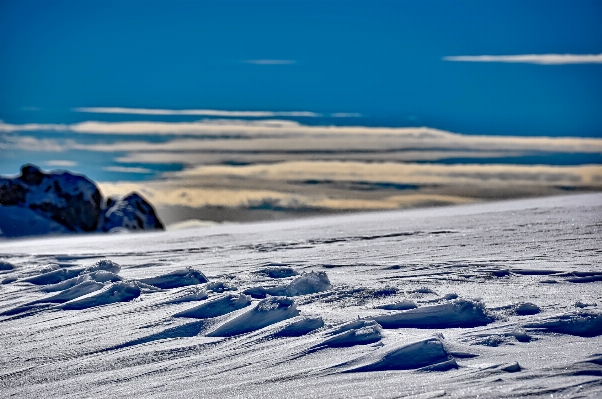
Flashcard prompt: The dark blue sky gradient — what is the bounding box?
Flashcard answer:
[1,0,601,136]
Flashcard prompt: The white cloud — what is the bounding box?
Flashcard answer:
[1,135,69,152]
[4,120,602,155]
[443,54,602,65]
[73,108,320,118]
[45,160,78,167]
[103,166,153,174]
[0,121,67,132]
[242,59,296,65]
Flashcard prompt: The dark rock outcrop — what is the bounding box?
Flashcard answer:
[0,164,164,237]
[100,193,164,231]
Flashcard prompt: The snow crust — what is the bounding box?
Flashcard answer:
[0,193,601,398]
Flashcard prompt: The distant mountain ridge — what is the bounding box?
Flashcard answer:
[0,164,164,238]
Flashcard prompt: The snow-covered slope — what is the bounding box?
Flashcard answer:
[0,164,164,237]
[0,194,600,398]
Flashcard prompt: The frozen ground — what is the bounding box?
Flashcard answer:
[0,193,601,398]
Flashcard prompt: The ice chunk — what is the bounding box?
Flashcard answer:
[140,268,208,289]
[372,299,494,329]
[208,296,300,337]
[174,294,251,319]
[524,311,602,337]
[345,337,451,372]
[61,281,141,310]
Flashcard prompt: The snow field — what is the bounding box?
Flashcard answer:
[0,193,601,398]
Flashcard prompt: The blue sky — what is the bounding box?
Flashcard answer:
[1,0,601,135]
[0,0,601,211]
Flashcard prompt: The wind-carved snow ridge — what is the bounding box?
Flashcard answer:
[60,281,142,310]
[339,337,455,372]
[0,194,601,398]
[0,260,16,271]
[208,296,300,337]
[372,299,494,329]
[317,320,383,348]
[139,267,208,289]
[174,294,252,319]
[244,271,331,298]
[376,300,418,310]
[525,311,602,337]
[273,316,324,337]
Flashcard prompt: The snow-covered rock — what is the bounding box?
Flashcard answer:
[0,164,163,238]
[99,193,164,232]
[0,164,102,232]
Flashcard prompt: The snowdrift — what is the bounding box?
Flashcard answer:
[244,271,331,298]
[61,281,142,310]
[139,268,208,289]
[343,337,452,372]
[174,294,251,319]
[372,299,494,329]
[525,311,602,337]
[208,297,300,337]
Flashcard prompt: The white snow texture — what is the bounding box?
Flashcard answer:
[0,193,601,398]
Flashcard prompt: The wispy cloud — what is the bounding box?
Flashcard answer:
[443,54,602,65]
[0,121,67,132]
[45,160,78,167]
[242,59,296,65]
[3,120,602,155]
[331,113,362,118]
[73,108,320,118]
[103,166,153,174]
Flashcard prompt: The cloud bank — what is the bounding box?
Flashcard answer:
[73,108,320,118]
[3,117,601,221]
[443,54,602,65]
